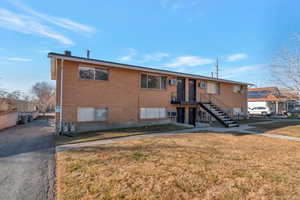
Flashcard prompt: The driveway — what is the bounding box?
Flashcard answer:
[0,120,55,200]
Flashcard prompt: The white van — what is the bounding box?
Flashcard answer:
[248,106,273,116]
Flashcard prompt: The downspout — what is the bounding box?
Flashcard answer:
[59,59,64,133]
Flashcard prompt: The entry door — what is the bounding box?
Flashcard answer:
[189,79,196,102]
[177,78,185,102]
[189,108,196,126]
[177,107,185,123]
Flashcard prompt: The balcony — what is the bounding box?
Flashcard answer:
[170,92,197,105]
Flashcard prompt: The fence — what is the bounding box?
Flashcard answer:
[0,111,18,131]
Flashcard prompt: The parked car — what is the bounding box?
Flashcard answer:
[248,106,273,116]
[286,106,300,117]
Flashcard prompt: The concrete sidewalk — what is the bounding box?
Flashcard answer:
[56,120,300,152]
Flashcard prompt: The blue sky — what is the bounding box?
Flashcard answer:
[0,0,299,94]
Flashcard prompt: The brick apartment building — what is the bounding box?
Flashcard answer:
[49,51,249,133]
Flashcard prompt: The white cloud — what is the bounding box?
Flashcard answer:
[36,49,53,54]
[222,65,260,79]
[0,8,74,45]
[9,0,96,34]
[7,57,31,62]
[0,0,97,45]
[142,52,170,62]
[119,48,137,62]
[0,56,31,62]
[226,53,248,62]
[164,56,214,68]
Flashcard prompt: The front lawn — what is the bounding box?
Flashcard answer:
[55,124,191,146]
[56,133,300,199]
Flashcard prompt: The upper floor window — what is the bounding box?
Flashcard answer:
[233,85,243,93]
[79,66,108,81]
[206,82,220,94]
[141,74,167,90]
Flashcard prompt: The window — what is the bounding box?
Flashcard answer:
[140,108,166,119]
[233,85,244,93]
[79,67,94,80]
[206,82,219,94]
[79,66,108,81]
[95,68,109,80]
[141,74,167,90]
[77,107,108,122]
[95,108,108,121]
[253,107,266,110]
[233,107,242,115]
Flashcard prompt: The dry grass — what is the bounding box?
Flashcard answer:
[55,124,190,146]
[56,133,300,200]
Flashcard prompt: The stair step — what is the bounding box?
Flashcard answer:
[228,124,239,127]
[198,102,239,128]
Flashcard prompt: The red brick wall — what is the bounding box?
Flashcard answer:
[54,60,247,124]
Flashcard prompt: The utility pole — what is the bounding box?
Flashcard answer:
[86,50,90,59]
[215,57,219,79]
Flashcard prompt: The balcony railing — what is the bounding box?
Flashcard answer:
[170,92,198,105]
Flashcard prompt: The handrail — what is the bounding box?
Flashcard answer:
[199,94,234,117]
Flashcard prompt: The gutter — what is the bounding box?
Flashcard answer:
[59,59,64,133]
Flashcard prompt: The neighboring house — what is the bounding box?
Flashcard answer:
[0,98,13,112]
[48,51,249,133]
[279,89,300,111]
[0,98,37,130]
[248,87,295,115]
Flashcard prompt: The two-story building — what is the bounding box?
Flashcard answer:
[49,51,249,133]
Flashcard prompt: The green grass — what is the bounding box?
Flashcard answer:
[246,120,300,137]
[55,124,191,146]
[238,118,272,124]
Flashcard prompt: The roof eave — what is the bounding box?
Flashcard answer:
[48,53,252,86]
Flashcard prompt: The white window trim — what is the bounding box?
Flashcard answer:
[140,107,167,119]
[141,73,167,90]
[206,82,219,94]
[233,85,243,93]
[77,107,108,122]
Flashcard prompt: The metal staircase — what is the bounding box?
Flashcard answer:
[198,94,239,128]
[198,102,239,127]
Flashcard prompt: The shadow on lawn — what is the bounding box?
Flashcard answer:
[66,141,223,156]
[55,124,191,146]
[245,120,300,133]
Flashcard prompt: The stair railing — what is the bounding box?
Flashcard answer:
[199,94,234,118]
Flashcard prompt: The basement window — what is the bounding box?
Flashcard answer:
[140,108,167,119]
[79,66,108,81]
[141,74,167,90]
[77,107,108,122]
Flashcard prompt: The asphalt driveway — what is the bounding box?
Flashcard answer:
[0,120,55,200]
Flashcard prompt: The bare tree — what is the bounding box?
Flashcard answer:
[270,39,300,99]
[0,88,23,112]
[31,82,55,114]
